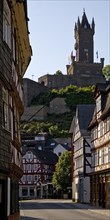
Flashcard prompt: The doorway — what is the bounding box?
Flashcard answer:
[0,179,7,220]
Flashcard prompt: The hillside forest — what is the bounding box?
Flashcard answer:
[20,84,95,137]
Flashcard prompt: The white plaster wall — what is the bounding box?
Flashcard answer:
[83,177,90,203]
[53,144,67,156]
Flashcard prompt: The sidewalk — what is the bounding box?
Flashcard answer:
[72,202,110,217]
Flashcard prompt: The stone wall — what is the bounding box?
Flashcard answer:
[38,62,106,90]
[38,74,78,89]
[49,97,70,114]
[23,78,49,106]
[21,105,49,121]
[21,98,70,122]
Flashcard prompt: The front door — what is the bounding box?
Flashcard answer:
[0,180,7,220]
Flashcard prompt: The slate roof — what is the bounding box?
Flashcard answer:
[100,83,110,119]
[81,12,90,29]
[45,139,70,151]
[33,149,58,165]
[22,146,58,165]
[77,105,95,134]
[89,82,110,128]
[69,104,95,138]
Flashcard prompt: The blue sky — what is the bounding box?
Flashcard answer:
[25,0,110,81]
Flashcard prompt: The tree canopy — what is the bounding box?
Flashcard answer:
[55,70,63,75]
[21,84,95,137]
[102,65,110,80]
[52,151,72,192]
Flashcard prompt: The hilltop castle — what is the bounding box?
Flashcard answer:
[38,11,106,89]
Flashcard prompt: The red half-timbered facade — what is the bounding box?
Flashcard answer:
[19,148,58,199]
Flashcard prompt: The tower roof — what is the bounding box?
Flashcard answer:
[81,11,90,29]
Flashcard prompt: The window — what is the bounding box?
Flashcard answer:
[34,175,37,181]
[27,164,31,172]
[91,152,95,167]
[27,175,32,182]
[100,121,104,137]
[107,117,110,132]
[108,147,110,162]
[96,96,101,112]
[101,149,104,164]
[104,147,108,164]
[13,105,20,140]
[92,127,98,140]
[22,175,26,182]
[22,188,28,197]
[95,151,99,166]
[84,49,89,62]
[3,0,11,48]
[12,28,16,61]
[30,188,34,197]
[2,87,9,130]
[27,152,33,160]
[104,119,107,134]
[99,150,101,165]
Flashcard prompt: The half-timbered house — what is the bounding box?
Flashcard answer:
[70,105,94,203]
[0,1,31,219]
[19,148,58,199]
[88,82,110,208]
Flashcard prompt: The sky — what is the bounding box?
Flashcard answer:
[25,0,110,82]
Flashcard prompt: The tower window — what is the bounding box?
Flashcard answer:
[84,49,89,62]
[84,24,87,29]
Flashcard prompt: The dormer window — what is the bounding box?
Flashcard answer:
[26,151,33,161]
[51,143,55,146]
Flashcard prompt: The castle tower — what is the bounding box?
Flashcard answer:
[74,11,95,63]
[38,11,106,89]
[65,10,106,87]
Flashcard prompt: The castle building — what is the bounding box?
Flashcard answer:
[38,11,106,89]
[0,1,32,219]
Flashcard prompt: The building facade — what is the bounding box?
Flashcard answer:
[0,0,31,219]
[88,82,110,208]
[70,105,94,203]
[19,148,58,199]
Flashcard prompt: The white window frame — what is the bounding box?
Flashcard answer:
[3,0,11,48]
[2,87,9,130]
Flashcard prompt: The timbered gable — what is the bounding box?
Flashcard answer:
[70,104,94,203]
[19,147,58,199]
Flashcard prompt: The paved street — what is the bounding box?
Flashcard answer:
[20,199,110,220]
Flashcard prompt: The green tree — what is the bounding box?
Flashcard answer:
[55,70,63,75]
[102,65,110,80]
[52,151,72,193]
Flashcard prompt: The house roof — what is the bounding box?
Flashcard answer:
[89,82,110,128]
[69,104,95,139]
[77,105,95,134]
[81,11,90,29]
[33,149,58,165]
[22,146,58,165]
[45,139,70,151]
[101,83,110,119]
